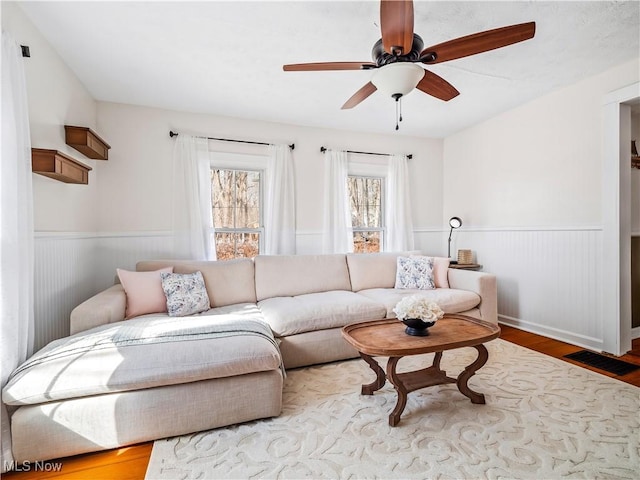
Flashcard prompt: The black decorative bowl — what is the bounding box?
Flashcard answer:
[402,318,436,336]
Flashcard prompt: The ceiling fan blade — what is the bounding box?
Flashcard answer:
[420,22,536,64]
[283,62,375,71]
[341,82,377,109]
[416,70,459,101]
[380,0,414,55]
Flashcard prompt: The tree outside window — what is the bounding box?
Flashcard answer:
[211,168,263,260]
[348,176,383,253]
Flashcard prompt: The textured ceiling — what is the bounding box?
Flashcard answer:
[17,1,640,138]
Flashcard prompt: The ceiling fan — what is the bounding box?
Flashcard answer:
[283,0,535,129]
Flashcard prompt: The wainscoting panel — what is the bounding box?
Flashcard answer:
[33,228,605,353]
[94,233,174,292]
[34,232,174,351]
[294,230,445,256]
[455,227,604,350]
[34,234,98,351]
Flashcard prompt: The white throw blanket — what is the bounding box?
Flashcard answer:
[9,305,279,380]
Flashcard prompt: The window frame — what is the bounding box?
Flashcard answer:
[347,161,387,253]
[209,152,267,259]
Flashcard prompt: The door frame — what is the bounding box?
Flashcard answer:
[602,82,639,355]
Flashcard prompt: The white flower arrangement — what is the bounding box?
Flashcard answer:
[393,295,445,323]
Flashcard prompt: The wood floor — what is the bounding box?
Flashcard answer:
[498,324,640,386]
[4,325,640,480]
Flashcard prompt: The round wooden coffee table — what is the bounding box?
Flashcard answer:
[342,314,500,426]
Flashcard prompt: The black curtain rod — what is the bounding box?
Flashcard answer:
[169,131,294,150]
[320,146,412,160]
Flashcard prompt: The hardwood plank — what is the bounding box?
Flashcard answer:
[4,326,638,479]
[628,338,640,357]
[500,324,640,387]
[2,444,152,480]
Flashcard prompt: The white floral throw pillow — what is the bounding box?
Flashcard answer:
[395,256,436,290]
[160,271,210,317]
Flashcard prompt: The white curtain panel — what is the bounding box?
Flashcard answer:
[264,145,296,255]
[385,154,415,252]
[322,150,353,254]
[171,135,216,260]
[1,32,35,472]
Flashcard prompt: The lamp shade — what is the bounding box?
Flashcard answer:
[371,63,425,97]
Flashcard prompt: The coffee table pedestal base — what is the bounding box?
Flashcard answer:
[360,345,489,426]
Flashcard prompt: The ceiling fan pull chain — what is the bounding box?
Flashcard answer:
[393,93,404,131]
[395,98,398,130]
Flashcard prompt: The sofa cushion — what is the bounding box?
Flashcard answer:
[346,252,420,291]
[356,288,481,318]
[258,291,386,337]
[3,304,280,406]
[278,329,360,369]
[117,267,173,319]
[137,259,256,308]
[254,255,351,301]
[347,252,404,291]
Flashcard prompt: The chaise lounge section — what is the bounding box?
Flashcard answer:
[3,253,497,462]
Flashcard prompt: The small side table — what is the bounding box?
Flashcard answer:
[449,263,482,271]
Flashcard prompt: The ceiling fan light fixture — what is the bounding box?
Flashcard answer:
[371,63,425,97]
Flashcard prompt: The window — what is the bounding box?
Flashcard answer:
[211,168,263,260]
[348,175,383,253]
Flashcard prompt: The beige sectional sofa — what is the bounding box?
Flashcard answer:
[3,253,497,462]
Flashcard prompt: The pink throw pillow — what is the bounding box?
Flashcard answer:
[117,267,174,319]
[433,257,450,288]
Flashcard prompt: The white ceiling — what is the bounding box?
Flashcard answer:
[17,1,640,138]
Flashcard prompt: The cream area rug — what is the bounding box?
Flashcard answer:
[145,339,639,479]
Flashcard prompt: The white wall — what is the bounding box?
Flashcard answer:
[2,2,101,349]
[2,2,100,232]
[443,59,640,350]
[95,101,445,255]
[445,60,638,228]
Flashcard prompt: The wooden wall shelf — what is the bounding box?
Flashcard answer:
[32,148,92,184]
[449,263,483,271]
[64,125,111,160]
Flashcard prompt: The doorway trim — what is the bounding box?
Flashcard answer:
[602,82,639,355]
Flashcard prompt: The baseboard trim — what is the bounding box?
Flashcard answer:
[632,327,640,340]
[498,314,604,353]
